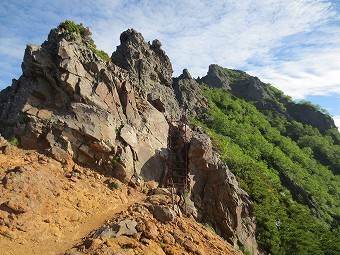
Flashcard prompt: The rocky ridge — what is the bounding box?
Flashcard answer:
[199,64,336,132]
[0,23,259,254]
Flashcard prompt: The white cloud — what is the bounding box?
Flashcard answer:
[0,0,339,106]
[246,47,340,99]
[333,116,340,130]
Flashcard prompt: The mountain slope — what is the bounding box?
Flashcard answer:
[187,67,340,254]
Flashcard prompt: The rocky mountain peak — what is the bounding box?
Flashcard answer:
[200,64,231,89]
[112,28,172,87]
[112,28,181,118]
[178,68,192,80]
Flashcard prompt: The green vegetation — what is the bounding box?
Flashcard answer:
[58,20,111,62]
[8,136,19,146]
[88,45,111,62]
[59,20,92,38]
[111,155,121,164]
[298,100,331,116]
[193,86,340,255]
[108,181,120,190]
[203,222,216,233]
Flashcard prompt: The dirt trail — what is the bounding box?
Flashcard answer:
[0,192,145,255]
[0,146,146,255]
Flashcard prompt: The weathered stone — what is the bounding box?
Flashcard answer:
[97,219,137,239]
[0,136,8,152]
[120,125,138,147]
[189,130,213,171]
[137,220,159,240]
[152,188,172,196]
[150,205,176,223]
[147,194,172,206]
[162,231,175,244]
[172,69,209,116]
[50,146,72,163]
[107,235,139,249]
[112,28,182,118]
[115,219,138,237]
[184,240,206,255]
[187,128,259,254]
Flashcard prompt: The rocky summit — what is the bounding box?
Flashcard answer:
[1,21,340,255]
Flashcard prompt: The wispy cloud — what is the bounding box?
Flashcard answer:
[0,0,339,104]
[333,116,340,129]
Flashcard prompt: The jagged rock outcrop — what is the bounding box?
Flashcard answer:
[286,102,335,132]
[172,69,209,116]
[111,28,182,118]
[200,64,232,89]
[187,127,259,254]
[200,64,273,102]
[0,26,169,183]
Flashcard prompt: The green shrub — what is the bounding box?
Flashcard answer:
[59,20,91,37]
[89,45,111,62]
[108,182,120,190]
[58,20,110,62]
[8,136,19,146]
[111,155,121,164]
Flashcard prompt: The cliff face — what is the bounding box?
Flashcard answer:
[0,27,169,184]
[0,24,260,254]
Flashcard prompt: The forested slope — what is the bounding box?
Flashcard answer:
[192,66,340,255]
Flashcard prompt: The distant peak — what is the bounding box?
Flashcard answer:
[179,69,192,80]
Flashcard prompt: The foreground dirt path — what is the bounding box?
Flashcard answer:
[0,146,146,255]
[1,193,145,255]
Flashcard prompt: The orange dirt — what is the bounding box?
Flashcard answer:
[0,146,145,255]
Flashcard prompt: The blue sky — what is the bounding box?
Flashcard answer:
[0,0,339,128]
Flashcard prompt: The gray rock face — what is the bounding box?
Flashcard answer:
[96,219,137,238]
[200,64,271,102]
[0,27,169,183]
[149,205,176,223]
[199,64,231,89]
[187,127,259,255]
[172,69,209,116]
[111,28,182,119]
